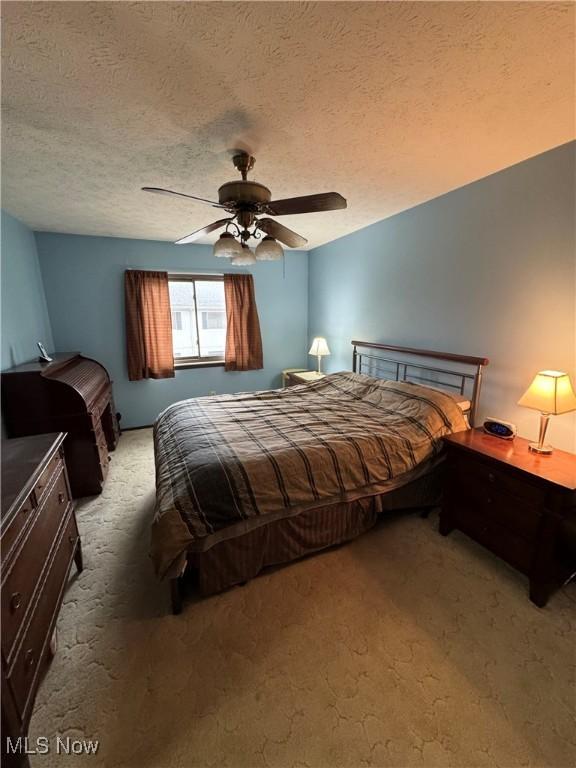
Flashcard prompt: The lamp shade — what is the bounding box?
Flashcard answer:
[255,236,283,261]
[231,243,256,266]
[517,370,576,414]
[308,337,330,357]
[214,232,242,259]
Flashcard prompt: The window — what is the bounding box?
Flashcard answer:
[172,311,183,331]
[201,310,226,330]
[168,275,226,365]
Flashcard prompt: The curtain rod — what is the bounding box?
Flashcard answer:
[125,268,226,275]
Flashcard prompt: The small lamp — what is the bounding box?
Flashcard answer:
[517,370,576,454]
[308,337,330,374]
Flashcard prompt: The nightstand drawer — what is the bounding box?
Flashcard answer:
[450,504,535,574]
[450,452,546,506]
[447,470,543,541]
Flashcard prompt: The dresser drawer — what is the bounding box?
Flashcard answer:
[33,453,62,505]
[0,494,35,563]
[1,470,70,660]
[96,434,109,478]
[90,388,110,424]
[104,394,120,450]
[93,416,105,443]
[7,511,79,719]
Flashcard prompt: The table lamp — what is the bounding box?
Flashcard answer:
[308,337,330,374]
[517,370,576,454]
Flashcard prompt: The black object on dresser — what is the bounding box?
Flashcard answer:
[1,433,82,768]
[1,353,120,497]
[440,428,576,607]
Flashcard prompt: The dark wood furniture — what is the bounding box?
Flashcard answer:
[440,428,576,607]
[1,353,120,497]
[1,433,82,768]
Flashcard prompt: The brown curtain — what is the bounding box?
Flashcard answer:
[125,270,175,381]
[224,273,263,371]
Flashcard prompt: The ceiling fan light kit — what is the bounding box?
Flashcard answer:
[255,236,283,262]
[142,151,347,263]
[231,243,257,266]
[213,232,243,258]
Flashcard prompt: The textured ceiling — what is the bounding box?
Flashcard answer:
[1,2,574,249]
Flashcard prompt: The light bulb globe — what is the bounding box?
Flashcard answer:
[231,243,256,265]
[213,232,242,258]
[255,236,283,261]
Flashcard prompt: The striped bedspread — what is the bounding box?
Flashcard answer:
[151,372,467,578]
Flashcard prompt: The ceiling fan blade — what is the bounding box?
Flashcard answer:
[257,218,308,248]
[264,192,346,216]
[142,187,227,208]
[175,218,232,245]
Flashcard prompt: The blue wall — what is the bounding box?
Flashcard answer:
[35,234,309,428]
[308,142,576,451]
[4,143,574,448]
[1,210,54,370]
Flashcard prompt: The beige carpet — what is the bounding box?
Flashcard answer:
[29,429,576,768]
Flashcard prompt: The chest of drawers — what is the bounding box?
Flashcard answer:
[1,433,82,767]
[440,429,576,607]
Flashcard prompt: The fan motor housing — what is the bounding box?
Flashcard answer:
[218,180,271,207]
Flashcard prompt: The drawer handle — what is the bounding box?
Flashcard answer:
[68,534,76,545]
[10,592,22,612]
[58,492,66,504]
[488,473,496,484]
[486,497,493,505]
[25,649,35,671]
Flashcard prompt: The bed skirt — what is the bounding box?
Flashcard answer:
[186,466,441,597]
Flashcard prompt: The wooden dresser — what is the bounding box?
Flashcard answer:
[440,429,576,606]
[1,433,82,767]
[1,353,120,497]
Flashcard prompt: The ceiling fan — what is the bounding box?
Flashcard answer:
[142,152,347,264]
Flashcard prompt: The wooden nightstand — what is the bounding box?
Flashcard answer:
[284,370,326,386]
[440,428,576,607]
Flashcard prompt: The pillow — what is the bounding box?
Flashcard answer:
[405,381,470,413]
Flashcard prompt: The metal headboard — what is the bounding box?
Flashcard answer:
[351,341,489,427]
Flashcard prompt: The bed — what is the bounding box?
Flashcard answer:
[151,341,488,612]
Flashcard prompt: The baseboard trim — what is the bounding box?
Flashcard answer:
[121,424,153,432]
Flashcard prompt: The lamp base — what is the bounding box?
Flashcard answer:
[528,442,553,455]
[528,413,554,455]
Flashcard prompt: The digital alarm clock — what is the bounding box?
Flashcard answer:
[483,418,517,440]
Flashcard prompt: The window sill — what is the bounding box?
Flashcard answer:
[174,360,225,370]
